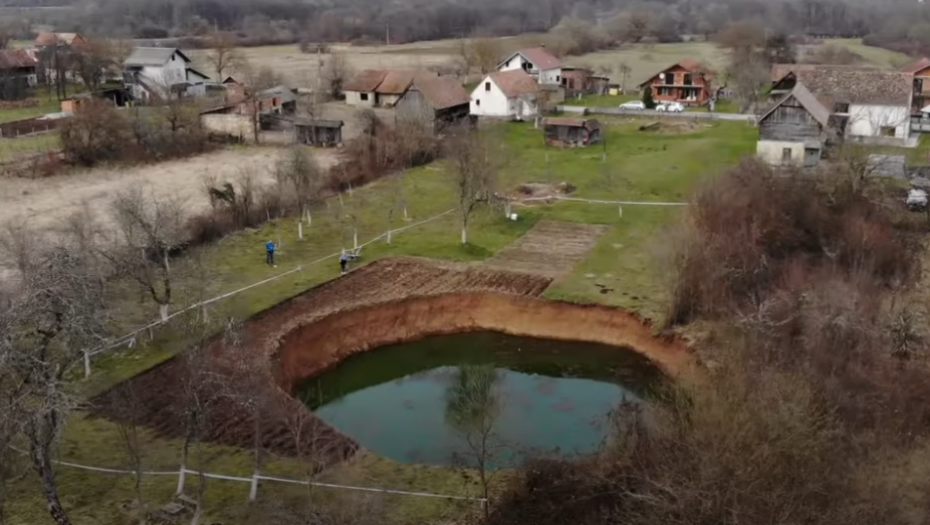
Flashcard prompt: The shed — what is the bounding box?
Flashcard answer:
[543,117,601,147]
[295,119,343,147]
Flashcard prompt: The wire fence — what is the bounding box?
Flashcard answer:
[8,445,487,510]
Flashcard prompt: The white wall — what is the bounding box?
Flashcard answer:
[498,53,561,85]
[756,140,806,167]
[345,91,375,107]
[847,104,910,139]
[470,77,512,117]
[538,68,561,85]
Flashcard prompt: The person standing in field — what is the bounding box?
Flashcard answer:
[266,240,276,266]
[340,250,348,274]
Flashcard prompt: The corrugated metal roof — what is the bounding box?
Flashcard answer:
[259,85,296,104]
[124,47,191,67]
[543,117,599,129]
[0,49,37,70]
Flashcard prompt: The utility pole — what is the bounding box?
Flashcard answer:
[386,23,390,45]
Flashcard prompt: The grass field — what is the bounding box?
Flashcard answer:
[0,132,58,161]
[0,88,76,123]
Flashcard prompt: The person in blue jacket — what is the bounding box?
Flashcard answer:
[266,240,275,266]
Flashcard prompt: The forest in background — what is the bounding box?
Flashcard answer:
[3,0,930,57]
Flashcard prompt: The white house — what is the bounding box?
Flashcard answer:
[470,70,539,119]
[772,67,914,145]
[497,47,563,86]
[123,47,193,101]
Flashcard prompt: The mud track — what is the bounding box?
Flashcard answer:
[91,257,694,465]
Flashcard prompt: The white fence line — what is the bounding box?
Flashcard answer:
[82,209,458,370]
[9,445,486,507]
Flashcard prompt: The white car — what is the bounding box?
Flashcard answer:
[656,102,685,112]
[618,100,646,110]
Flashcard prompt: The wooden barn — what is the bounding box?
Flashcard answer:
[755,82,838,167]
[543,117,601,147]
[295,119,343,147]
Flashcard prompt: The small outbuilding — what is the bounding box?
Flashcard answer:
[543,117,601,147]
[295,119,343,147]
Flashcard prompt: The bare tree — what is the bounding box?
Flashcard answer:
[274,146,327,225]
[0,223,109,525]
[444,127,501,244]
[616,62,631,93]
[458,37,502,76]
[110,382,146,512]
[205,31,242,80]
[238,61,283,143]
[446,365,508,518]
[321,53,352,99]
[70,38,121,92]
[107,187,188,321]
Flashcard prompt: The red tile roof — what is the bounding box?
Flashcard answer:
[411,75,470,110]
[488,70,538,98]
[499,47,563,71]
[639,58,713,87]
[344,69,388,93]
[376,69,421,94]
[901,57,930,74]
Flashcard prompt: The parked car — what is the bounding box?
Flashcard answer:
[656,102,685,112]
[619,100,646,110]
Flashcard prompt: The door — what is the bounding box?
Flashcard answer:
[804,147,820,167]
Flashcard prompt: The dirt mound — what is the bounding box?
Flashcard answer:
[512,182,576,200]
[637,120,710,134]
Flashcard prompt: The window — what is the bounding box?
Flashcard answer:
[475,99,480,106]
[485,82,491,91]
[833,102,849,113]
[556,75,560,83]
[881,126,896,137]
[360,93,369,101]
[683,73,693,85]
[658,87,674,96]
[782,148,792,163]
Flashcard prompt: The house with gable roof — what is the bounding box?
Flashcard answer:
[900,57,930,113]
[469,69,539,119]
[497,46,563,86]
[395,74,474,134]
[756,82,837,167]
[639,59,713,106]
[343,69,439,108]
[123,47,196,101]
[770,66,913,145]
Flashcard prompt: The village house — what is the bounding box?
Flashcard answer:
[395,75,473,134]
[497,47,563,86]
[469,69,539,119]
[639,59,713,106]
[199,84,299,141]
[0,50,38,100]
[343,69,439,108]
[123,47,194,101]
[756,82,836,167]
[900,57,930,113]
[770,67,913,145]
[543,117,601,147]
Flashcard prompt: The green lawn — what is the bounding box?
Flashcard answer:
[0,86,84,123]
[0,132,59,160]
[8,119,759,525]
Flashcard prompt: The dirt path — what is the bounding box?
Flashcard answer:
[484,220,608,279]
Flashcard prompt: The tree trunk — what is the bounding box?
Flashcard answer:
[461,224,468,245]
[159,303,169,321]
[33,447,71,525]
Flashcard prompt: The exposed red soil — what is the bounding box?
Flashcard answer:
[91,257,696,465]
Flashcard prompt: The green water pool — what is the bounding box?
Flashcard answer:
[299,331,662,468]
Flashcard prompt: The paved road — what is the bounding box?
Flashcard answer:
[556,105,757,122]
